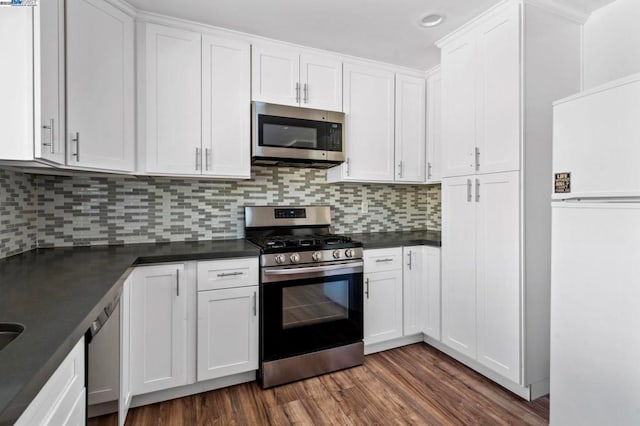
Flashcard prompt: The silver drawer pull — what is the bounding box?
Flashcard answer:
[217,271,244,278]
[375,258,394,263]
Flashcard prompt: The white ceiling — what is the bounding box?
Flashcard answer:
[127,0,617,70]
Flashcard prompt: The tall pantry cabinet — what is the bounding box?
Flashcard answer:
[436,0,582,399]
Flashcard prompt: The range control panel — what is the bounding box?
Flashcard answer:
[274,208,307,219]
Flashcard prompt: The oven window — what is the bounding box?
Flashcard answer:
[262,123,318,149]
[283,280,349,329]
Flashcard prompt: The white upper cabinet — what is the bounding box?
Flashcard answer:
[36,0,65,164]
[252,44,300,107]
[300,53,343,111]
[426,68,442,183]
[66,0,135,172]
[252,44,343,112]
[441,34,477,178]
[143,24,202,175]
[475,2,521,174]
[439,1,521,178]
[140,25,250,178]
[337,62,395,182]
[201,35,251,178]
[395,74,426,183]
[0,6,35,161]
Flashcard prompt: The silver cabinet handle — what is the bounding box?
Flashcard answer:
[365,278,370,299]
[217,271,243,278]
[42,118,54,154]
[375,258,394,263]
[407,251,412,270]
[345,157,350,176]
[476,178,480,202]
[398,161,403,178]
[176,269,180,297]
[205,148,211,171]
[295,82,300,103]
[195,147,201,171]
[475,147,480,171]
[427,162,432,180]
[467,179,472,202]
[303,83,308,103]
[253,291,257,316]
[71,132,80,162]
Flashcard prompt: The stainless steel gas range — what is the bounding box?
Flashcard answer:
[244,206,364,388]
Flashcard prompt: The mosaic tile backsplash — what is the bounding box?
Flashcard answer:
[0,169,37,259]
[0,166,441,257]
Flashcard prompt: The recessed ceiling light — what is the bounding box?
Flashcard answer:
[420,13,444,28]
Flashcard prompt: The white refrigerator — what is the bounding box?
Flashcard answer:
[550,72,640,425]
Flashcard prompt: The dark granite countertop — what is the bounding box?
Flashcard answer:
[349,230,441,249]
[0,240,259,425]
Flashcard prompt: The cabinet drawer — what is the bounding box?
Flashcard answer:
[197,257,259,291]
[15,337,85,426]
[364,248,403,273]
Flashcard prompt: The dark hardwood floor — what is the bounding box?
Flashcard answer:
[90,343,549,425]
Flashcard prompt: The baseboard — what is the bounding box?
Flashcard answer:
[88,400,118,418]
[530,378,550,400]
[365,334,424,355]
[130,371,256,408]
[423,336,533,400]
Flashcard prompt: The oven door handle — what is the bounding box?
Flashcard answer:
[263,261,363,276]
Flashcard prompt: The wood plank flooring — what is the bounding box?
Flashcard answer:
[89,343,549,425]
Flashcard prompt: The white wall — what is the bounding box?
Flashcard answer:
[583,0,640,89]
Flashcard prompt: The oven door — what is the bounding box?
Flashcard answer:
[261,261,363,362]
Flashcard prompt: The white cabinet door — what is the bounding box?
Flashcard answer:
[144,24,201,174]
[252,44,300,107]
[37,0,65,164]
[476,171,520,382]
[403,247,424,336]
[201,36,250,178]
[426,69,442,183]
[119,275,132,426]
[130,264,188,395]
[422,246,442,340]
[15,337,85,426]
[476,2,521,175]
[441,36,477,178]
[395,74,426,183]
[66,0,134,171]
[300,53,343,112]
[0,7,34,161]
[441,175,477,358]
[364,270,403,345]
[197,286,258,381]
[343,62,395,182]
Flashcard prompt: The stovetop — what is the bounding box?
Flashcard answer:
[248,233,358,252]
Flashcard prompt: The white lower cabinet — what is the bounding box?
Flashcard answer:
[403,246,441,340]
[363,248,404,346]
[364,246,442,351]
[197,286,259,381]
[15,337,86,426]
[129,264,189,395]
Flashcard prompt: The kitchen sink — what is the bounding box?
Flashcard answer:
[0,324,24,351]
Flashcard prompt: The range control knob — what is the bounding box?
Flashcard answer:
[312,251,322,262]
[332,250,341,259]
[345,249,355,258]
[274,254,286,264]
[290,253,301,264]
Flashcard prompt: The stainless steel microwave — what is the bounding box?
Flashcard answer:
[251,102,346,168]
